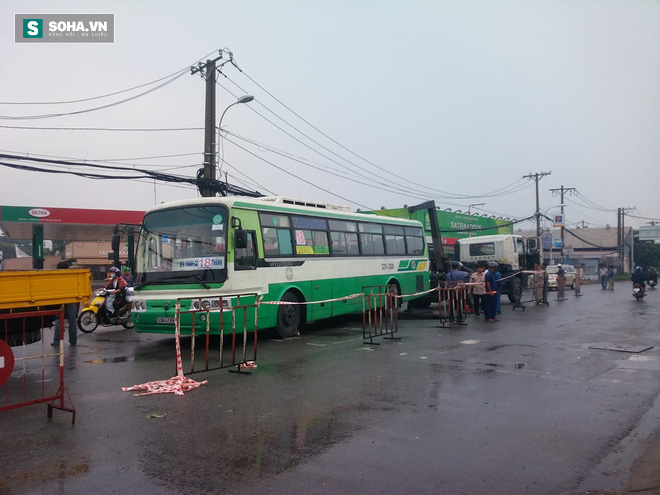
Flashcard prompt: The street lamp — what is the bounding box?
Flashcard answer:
[467,203,485,237]
[216,94,254,184]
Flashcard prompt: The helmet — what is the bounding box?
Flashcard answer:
[122,266,131,272]
[109,267,120,273]
[488,261,499,268]
[636,266,642,271]
[451,261,461,268]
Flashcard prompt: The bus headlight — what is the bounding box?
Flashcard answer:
[201,300,211,311]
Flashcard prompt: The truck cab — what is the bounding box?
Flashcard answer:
[454,235,540,303]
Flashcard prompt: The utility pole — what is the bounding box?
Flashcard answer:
[523,171,551,241]
[549,185,576,262]
[191,53,225,197]
[617,207,633,274]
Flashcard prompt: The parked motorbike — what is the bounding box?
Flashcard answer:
[632,283,646,301]
[77,288,134,332]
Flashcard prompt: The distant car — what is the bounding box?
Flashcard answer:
[547,264,576,290]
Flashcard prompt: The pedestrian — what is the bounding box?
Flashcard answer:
[52,261,80,347]
[556,264,566,301]
[446,261,470,322]
[599,264,608,290]
[469,263,487,317]
[607,265,615,290]
[540,263,550,304]
[484,261,499,322]
[533,262,543,304]
[494,265,503,315]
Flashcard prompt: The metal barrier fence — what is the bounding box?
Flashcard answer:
[0,308,76,423]
[362,284,400,345]
[436,282,469,327]
[513,271,549,311]
[175,293,259,376]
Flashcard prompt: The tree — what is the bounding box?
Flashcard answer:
[634,240,660,270]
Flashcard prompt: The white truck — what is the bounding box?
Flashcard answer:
[453,234,541,303]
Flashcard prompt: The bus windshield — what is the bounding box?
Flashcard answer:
[135,205,228,286]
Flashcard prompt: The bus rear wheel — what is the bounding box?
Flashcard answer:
[276,292,301,338]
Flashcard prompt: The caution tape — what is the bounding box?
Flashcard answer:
[259,293,364,306]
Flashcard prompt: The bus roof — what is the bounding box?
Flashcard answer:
[146,196,423,227]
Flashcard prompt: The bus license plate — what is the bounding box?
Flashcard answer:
[157,317,175,324]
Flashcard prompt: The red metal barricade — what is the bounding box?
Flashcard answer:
[175,293,259,376]
[362,284,400,345]
[437,282,468,327]
[0,308,76,423]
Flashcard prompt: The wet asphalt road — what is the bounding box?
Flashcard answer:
[1,284,659,495]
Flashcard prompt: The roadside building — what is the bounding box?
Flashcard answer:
[518,225,633,281]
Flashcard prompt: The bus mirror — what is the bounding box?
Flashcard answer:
[235,230,248,249]
[111,233,121,252]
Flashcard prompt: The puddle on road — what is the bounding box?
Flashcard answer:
[485,362,527,370]
[84,355,135,364]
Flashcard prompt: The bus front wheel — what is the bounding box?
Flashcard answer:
[276,292,301,338]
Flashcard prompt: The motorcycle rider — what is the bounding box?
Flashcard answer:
[105,266,128,318]
[630,266,647,295]
[648,266,658,288]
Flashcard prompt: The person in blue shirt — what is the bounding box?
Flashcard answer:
[445,261,470,322]
[484,261,499,322]
[494,266,503,314]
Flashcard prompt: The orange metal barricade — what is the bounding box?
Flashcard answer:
[175,293,259,376]
[362,284,400,345]
[0,308,76,423]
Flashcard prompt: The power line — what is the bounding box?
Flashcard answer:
[0,125,203,132]
[221,70,533,202]
[0,71,187,120]
[0,49,218,106]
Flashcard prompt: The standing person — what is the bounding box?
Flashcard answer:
[607,265,615,290]
[599,264,608,290]
[540,263,550,304]
[446,261,470,322]
[556,264,566,300]
[52,261,80,347]
[469,263,487,318]
[533,263,543,304]
[494,265,503,315]
[484,261,499,322]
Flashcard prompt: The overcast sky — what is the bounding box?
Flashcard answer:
[1,1,659,235]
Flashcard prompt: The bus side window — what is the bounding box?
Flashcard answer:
[235,231,257,270]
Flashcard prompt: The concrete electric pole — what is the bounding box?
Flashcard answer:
[549,185,576,262]
[523,171,551,241]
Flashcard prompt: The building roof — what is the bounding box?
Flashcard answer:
[517,225,632,255]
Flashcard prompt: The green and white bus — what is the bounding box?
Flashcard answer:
[131,196,429,338]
